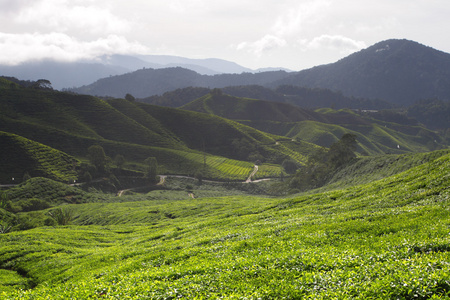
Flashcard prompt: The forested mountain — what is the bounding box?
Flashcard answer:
[70,67,291,98]
[69,39,450,107]
[141,85,393,110]
[406,99,450,130]
[275,39,450,106]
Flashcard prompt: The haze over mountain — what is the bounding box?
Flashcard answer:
[0,55,265,90]
[68,39,450,107]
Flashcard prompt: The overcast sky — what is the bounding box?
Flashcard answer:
[1,0,450,71]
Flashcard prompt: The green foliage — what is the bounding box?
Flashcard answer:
[22,172,31,182]
[5,177,106,207]
[144,157,158,182]
[48,208,73,225]
[281,158,299,174]
[0,222,12,234]
[289,134,357,192]
[114,154,125,170]
[194,171,203,184]
[87,145,108,174]
[8,198,50,213]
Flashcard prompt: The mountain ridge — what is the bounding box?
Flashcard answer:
[0,54,263,90]
[275,39,450,105]
[67,39,450,107]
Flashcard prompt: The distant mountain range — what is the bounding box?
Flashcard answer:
[68,39,450,107]
[71,67,291,98]
[0,54,288,90]
[274,39,450,106]
[2,39,450,107]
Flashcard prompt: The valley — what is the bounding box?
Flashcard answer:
[1,38,450,298]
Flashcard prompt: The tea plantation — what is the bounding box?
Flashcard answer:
[1,153,449,298]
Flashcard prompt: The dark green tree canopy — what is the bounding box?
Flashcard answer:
[144,157,158,182]
[125,93,135,102]
[87,145,108,172]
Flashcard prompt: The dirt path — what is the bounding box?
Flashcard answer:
[157,176,166,186]
[245,165,259,183]
[117,176,166,197]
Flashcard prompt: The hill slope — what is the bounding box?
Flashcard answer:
[1,152,450,298]
[0,131,77,183]
[182,93,444,155]
[181,92,323,122]
[141,85,393,110]
[275,39,450,105]
[0,79,313,181]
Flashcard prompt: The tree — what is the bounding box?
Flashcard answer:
[32,79,53,90]
[88,145,108,173]
[327,133,357,168]
[114,154,125,170]
[288,133,357,192]
[144,157,158,182]
[23,172,31,182]
[194,171,203,184]
[125,93,135,102]
[282,159,299,174]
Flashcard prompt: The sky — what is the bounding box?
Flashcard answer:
[1,0,450,71]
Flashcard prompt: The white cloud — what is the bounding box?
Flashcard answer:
[14,0,131,35]
[302,35,366,54]
[0,32,149,65]
[235,0,331,57]
[272,0,331,36]
[236,35,287,57]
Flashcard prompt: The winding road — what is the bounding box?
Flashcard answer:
[117,165,263,197]
[246,165,258,183]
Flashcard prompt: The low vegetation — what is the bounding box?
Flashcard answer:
[0,152,449,298]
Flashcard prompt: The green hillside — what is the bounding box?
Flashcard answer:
[0,131,77,183]
[137,102,316,164]
[0,80,311,182]
[182,93,444,156]
[283,120,441,155]
[1,152,449,298]
[182,91,322,122]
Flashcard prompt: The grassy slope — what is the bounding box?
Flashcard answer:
[138,103,314,164]
[183,94,443,156]
[318,149,450,192]
[245,119,442,156]
[0,82,308,179]
[0,131,78,182]
[1,153,449,298]
[182,93,323,122]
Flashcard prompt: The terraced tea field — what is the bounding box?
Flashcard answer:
[1,153,449,298]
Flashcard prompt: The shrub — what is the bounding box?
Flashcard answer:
[48,208,73,225]
[17,198,50,212]
[0,222,12,234]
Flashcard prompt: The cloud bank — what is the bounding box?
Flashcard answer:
[0,33,149,65]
